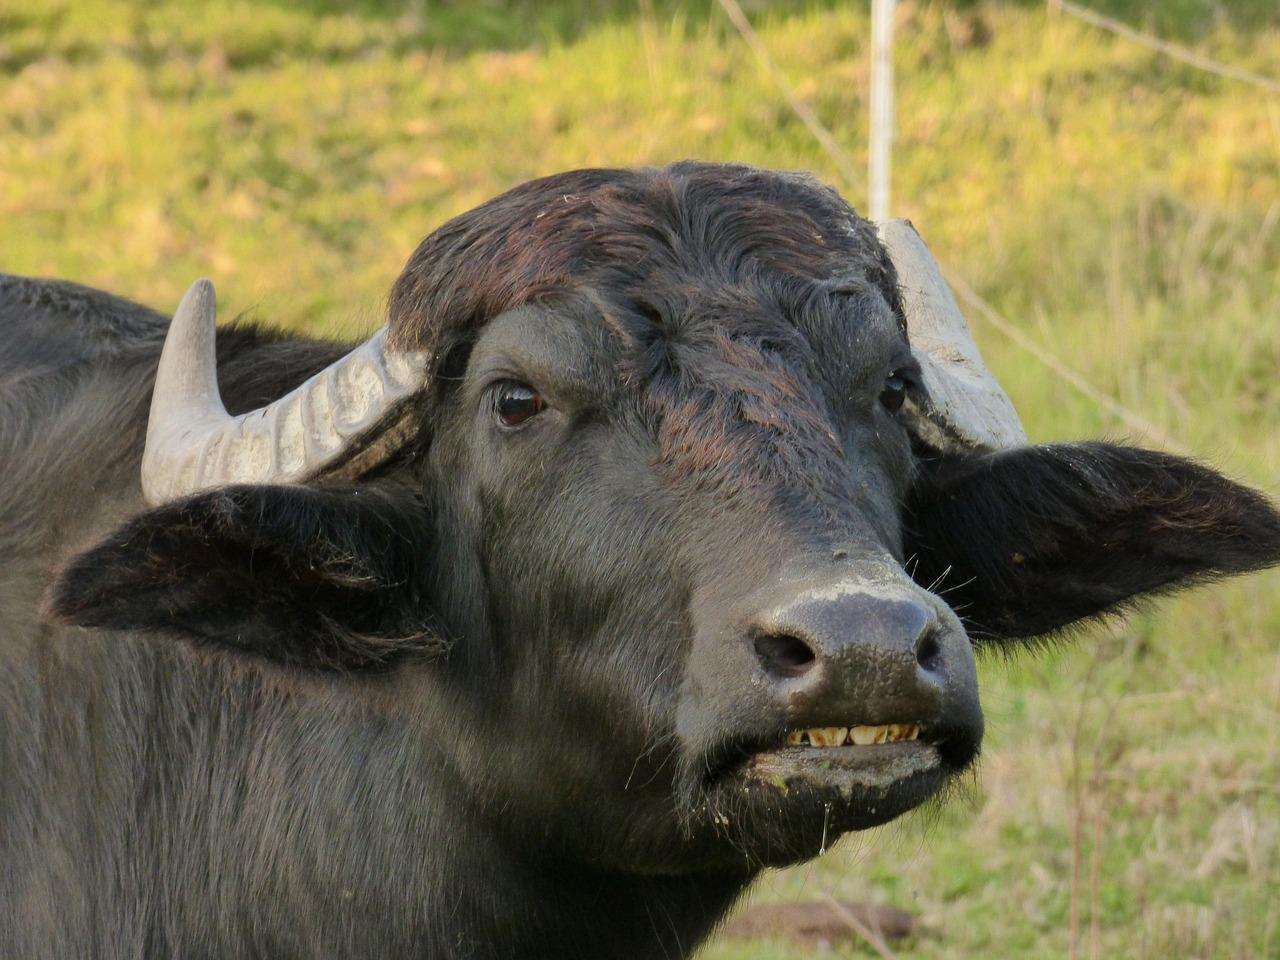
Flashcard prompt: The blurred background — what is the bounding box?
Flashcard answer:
[2,0,1277,956]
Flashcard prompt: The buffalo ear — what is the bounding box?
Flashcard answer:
[905,443,1280,641]
[47,485,443,670]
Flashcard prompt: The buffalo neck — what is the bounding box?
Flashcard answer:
[6,632,749,959]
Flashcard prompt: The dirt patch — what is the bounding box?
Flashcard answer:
[722,900,917,949]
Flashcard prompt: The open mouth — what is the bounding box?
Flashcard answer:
[706,712,983,812]
[684,716,957,861]
[698,713,978,808]
[742,720,942,793]
[704,720,949,784]
[688,716,979,864]
[784,722,921,747]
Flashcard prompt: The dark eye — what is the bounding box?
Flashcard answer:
[494,381,545,428]
[879,371,907,413]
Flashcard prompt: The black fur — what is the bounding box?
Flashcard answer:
[3,164,1278,960]
[906,443,1280,639]
[47,485,441,669]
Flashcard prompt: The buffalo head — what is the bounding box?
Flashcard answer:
[52,163,1280,874]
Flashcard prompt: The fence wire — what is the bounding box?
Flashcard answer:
[1052,0,1280,95]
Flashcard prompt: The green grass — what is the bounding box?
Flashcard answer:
[2,0,1278,956]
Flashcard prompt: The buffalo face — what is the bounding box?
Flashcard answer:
[418,283,985,869]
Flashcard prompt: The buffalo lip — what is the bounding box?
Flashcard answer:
[712,737,955,840]
[746,739,942,790]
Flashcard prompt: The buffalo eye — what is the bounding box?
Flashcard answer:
[879,371,908,413]
[494,381,545,428]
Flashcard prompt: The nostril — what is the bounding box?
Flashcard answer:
[915,630,943,673]
[753,632,817,680]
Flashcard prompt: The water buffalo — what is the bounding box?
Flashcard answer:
[3,163,1278,959]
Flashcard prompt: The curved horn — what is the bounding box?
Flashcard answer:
[141,280,429,505]
[877,219,1027,453]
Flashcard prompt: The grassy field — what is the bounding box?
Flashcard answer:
[3,0,1278,956]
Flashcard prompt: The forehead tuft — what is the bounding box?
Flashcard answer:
[386,162,903,359]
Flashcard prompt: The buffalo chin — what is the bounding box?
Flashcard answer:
[690,741,971,868]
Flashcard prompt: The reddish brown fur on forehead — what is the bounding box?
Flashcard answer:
[652,326,846,494]
[387,163,905,498]
[385,162,903,360]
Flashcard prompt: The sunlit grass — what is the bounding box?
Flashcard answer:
[2,0,1277,956]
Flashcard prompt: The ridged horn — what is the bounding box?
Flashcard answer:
[877,219,1027,453]
[141,280,429,505]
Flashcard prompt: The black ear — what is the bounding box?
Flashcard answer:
[905,443,1280,641]
[47,485,442,670]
